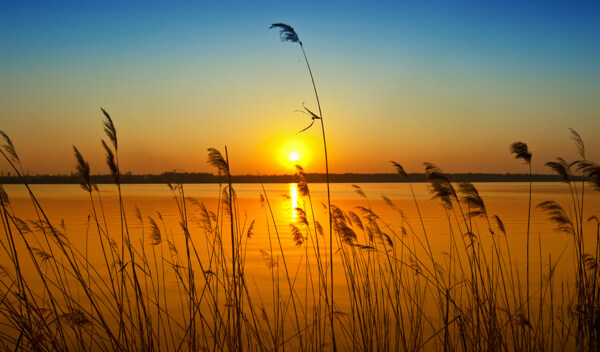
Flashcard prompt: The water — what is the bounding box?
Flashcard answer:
[4,181,596,308]
[4,182,597,266]
[1,182,599,349]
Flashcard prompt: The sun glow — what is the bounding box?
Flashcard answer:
[278,139,311,170]
[289,152,300,162]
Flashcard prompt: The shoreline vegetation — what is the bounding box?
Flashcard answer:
[2,121,600,351]
[0,172,577,185]
[1,22,600,351]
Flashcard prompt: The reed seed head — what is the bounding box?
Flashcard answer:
[315,221,324,237]
[259,249,277,269]
[390,161,408,178]
[295,164,310,196]
[148,217,162,245]
[247,219,255,238]
[569,128,585,159]
[73,146,92,192]
[458,181,487,218]
[537,200,574,235]
[270,23,301,45]
[290,224,304,246]
[424,162,455,209]
[352,184,366,199]
[545,157,571,184]
[207,148,229,176]
[0,130,19,163]
[101,107,118,151]
[0,185,9,206]
[102,139,120,185]
[348,211,364,232]
[575,160,600,191]
[510,142,532,164]
[493,215,506,235]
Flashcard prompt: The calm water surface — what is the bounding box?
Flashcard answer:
[4,182,599,289]
[2,182,599,349]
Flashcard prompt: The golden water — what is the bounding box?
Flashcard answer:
[4,182,597,274]
[1,182,599,349]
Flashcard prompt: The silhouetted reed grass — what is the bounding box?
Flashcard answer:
[1,114,600,351]
[270,22,338,351]
[0,28,599,351]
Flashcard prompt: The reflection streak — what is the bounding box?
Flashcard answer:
[290,183,298,220]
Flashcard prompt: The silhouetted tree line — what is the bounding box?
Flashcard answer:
[0,172,577,184]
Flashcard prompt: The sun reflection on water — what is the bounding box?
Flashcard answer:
[290,183,298,220]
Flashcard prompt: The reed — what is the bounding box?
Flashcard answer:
[0,60,599,352]
[510,140,533,337]
[270,23,338,352]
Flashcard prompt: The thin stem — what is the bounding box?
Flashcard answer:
[299,42,337,352]
[224,146,241,351]
[526,162,532,325]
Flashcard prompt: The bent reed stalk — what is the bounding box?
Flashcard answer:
[270,23,337,352]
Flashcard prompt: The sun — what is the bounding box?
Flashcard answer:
[289,151,300,163]
[277,138,311,171]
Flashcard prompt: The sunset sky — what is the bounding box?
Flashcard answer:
[1,1,599,176]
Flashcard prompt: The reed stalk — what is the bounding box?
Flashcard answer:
[270,22,337,352]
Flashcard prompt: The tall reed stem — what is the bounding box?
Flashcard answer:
[270,23,337,351]
[224,146,241,351]
[299,42,337,352]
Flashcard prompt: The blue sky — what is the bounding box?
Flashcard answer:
[1,0,599,174]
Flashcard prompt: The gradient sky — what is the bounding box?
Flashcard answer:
[1,0,599,176]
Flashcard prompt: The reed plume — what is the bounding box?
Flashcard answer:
[424,162,455,209]
[148,217,162,245]
[331,206,357,246]
[102,140,119,184]
[348,211,364,232]
[207,146,240,350]
[576,161,600,191]
[546,157,572,184]
[259,249,277,269]
[0,185,8,206]
[0,130,19,163]
[536,200,574,235]
[247,219,255,238]
[295,207,309,226]
[351,184,366,199]
[73,146,92,192]
[492,215,506,235]
[458,181,487,218]
[207,148,229,176]
[271,22,337,350]
[315,221,324,237]
[101,107,117,151]
[570,128,585,159]
[31,247,53,264]
[295,164,310,196]
[270,23,300,44]
[510,140,533,326]
[290,224,304,247]
[510,142,532,164]
[391,161,408,178]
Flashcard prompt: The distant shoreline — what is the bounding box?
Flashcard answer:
[0,172,573,184]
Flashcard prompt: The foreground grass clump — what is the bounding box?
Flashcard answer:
[1,22,599,352]
[1,112,600,351]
